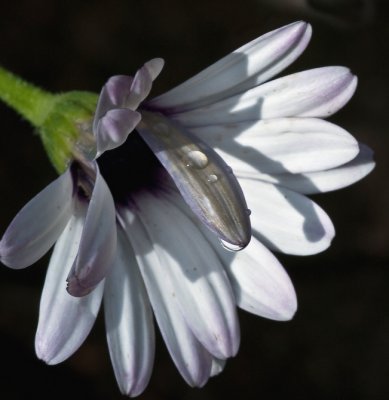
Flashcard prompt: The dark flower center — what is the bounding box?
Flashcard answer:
[97,130,164,203]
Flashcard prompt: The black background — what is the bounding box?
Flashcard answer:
[0,1,388,399]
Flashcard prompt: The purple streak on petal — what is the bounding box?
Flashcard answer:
[95,108,141,156]
[67,163,117,297]
[0,169,74,269]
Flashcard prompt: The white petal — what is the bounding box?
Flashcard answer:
[148,22,311,111]
[104,227,155,397]
[35,204,104,365]
[0,169,73,269]
[163,190,297,320]
[215,237,297,320]
[239,179,335,255]
[269,143,375,194]
[132,192,240,359]
[119,206,213,387]
[193,118,358,175]
[67,164,117,297]
[171,67,357,127]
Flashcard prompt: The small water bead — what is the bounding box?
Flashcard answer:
[207,174,218,183]
[219,239,245,252]
[246,209,251,216]
[185,150,209,169]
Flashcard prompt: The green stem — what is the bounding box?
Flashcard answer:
[0,66,56,128]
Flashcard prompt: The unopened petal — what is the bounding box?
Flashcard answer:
[148,22,311,111]
[133,192,240,359]
[193,118,359,176]
[138,112,251,249]
[35,204,104,365]
[171,67,357,127]
[67,164,117,297]
[104,227,155,397]
[0,169,73,269]
[239,179,335,255]
[119,206,213,387]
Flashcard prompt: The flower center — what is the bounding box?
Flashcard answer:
[97,130,164,203]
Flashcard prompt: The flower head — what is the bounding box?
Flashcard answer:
[0,21,374,396]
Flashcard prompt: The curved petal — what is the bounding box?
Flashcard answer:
[67,164,117,297]
[162,189,297,320]
[215,237,297,320]
[35,203,104,365]
[138,112,251,249]
[269,143,375,194]
[132,191,240,359]
[211,358,227,377]
[119,206,213,387]
[239,179,335,255]
[193,118,359,175]
[148,21,311,111]
[104,227,155,397]
[171,67,357,127]
[0,169,74,269]
[95,108,141,156]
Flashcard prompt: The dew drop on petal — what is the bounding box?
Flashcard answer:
[207,174,218,183]
[219,239,245,252]
[185,150,209,169]
[246,209,251,216]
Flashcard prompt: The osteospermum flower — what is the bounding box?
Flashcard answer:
[0,21,374,396]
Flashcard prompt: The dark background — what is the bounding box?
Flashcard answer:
[0,1,388,399]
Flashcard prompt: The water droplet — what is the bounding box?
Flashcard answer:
[219,239,245,252]
[246,209,251,216]
[207,174,218,183]
[185,150,208,169]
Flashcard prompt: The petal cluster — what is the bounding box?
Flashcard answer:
[0,21,374,397]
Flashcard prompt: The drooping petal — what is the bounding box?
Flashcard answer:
[132,191,240,359]
[193,118,359,176]
[170,67,357,127]
[162,188,297,320]
[35,203,104,365]
[239,179,335,255]
[119,206,213,387]
[269,143,375,194]
[148,21,311,112]
[67,164,117,297]
[95,108,141,156]
[104,227,155,397]
[125,58,165,110]
[215,237,297,320]
[0,169,74,269]
[138,111,251,249]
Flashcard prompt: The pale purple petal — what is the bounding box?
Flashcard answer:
[119,206,213,387]
[133,191,240,359]
[126,58,165,110]
[67,164,117,297]
[268,143,375,194]
[138,112,251,249]
[35,204,104,365]
[148,22,311,111]
[211,358,227,377]
[104,227,155,397]
[239,179,335,255]
[95,108,141,156]
[0,169,74,269]
[193,118,359,176]
[170,67,357,127]
[93,75,133,131]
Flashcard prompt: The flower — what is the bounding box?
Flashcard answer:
[0,21,374,396]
